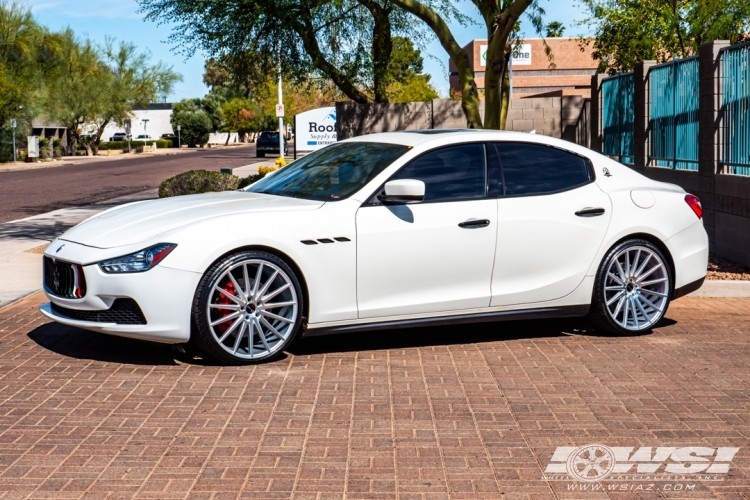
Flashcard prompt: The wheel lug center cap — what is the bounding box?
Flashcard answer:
[246,303,256,313]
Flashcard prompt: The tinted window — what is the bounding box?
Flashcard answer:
[248,142,409,201]
[259,132,281,143]
[392,144,486,202]
[495,142,590,196]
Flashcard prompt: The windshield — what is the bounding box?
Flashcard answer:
[247,142,409,201]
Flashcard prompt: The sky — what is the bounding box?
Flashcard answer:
[27,0,593,100]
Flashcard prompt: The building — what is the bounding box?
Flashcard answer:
[101,103,174,140]
[449,38,598,98]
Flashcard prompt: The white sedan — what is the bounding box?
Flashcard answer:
[40,130,708,364]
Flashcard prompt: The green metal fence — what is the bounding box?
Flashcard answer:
[601,72,634,164]
[720,40,750,176]
[648,57,699,171]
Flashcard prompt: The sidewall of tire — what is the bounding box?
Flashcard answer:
[191,250,305,364]
[590,238,673,335]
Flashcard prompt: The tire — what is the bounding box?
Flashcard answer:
[192,250,305,364]
[257,152,265,158]
[588,238,672,335]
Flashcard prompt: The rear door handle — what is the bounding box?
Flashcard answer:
[575,208,606,217]
[458,219,491,228]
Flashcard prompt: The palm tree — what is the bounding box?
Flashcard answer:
[545,21,566,37]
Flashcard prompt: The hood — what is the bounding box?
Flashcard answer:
[61,191,323,249]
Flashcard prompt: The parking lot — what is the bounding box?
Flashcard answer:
[0,293,748,499]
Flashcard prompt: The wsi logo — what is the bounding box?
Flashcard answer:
[543,444,739,482]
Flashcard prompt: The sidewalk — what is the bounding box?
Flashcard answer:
[0,158,271,308]
[0,189,158,308]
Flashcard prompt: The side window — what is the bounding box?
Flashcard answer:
[392,144,486,202]
[494,142,590,196]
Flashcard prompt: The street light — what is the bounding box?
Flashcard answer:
[177,125,181,149]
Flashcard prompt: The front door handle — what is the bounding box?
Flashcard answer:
[575,207,606,217]
[458,219,491,228]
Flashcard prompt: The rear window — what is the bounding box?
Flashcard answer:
[259,132,280,142]
[494,142,591,196]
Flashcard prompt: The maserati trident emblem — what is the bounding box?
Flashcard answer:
[56,244,65,253]
[602,167,612,177]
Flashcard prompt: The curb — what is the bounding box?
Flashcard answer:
[688,280,750,298]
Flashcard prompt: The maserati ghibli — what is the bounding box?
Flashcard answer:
[40,130,708,364]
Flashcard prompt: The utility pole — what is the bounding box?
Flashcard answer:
[277,47,284,158]
[177,125,181,149]
[10,118,17,164]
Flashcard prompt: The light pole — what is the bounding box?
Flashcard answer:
[277,49,284,158]
[10,118,17,164]
[177,125,181,149]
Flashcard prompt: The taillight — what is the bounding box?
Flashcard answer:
[685,194,702,219]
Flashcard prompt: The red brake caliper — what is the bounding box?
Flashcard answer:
[214,279,237,334]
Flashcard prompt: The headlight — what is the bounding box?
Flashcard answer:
[98,244,176,273]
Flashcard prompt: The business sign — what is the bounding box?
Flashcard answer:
[295,107,336,152]
[480,43,532,66]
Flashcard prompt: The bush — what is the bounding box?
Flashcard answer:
[236,165,280,190]
[96,139,173,151]
[171,99,214,147]
[159,170,240,198]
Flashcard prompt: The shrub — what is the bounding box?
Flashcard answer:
[236,165,280,190]
[171,99,214,147]
[159,170,240,198]
[95,139,173,151]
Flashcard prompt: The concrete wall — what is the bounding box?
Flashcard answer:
[586,40,750,267]
[336,97,586,140]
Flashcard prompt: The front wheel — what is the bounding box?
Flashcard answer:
[192,250,305,364]
[589,239,672,335]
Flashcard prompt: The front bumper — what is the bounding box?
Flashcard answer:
[41,248,202,344]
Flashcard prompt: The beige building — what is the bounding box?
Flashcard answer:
[449,38,598,98]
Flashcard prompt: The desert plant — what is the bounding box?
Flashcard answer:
[159,170,240,198]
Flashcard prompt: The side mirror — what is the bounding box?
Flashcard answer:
[380,179,425,204]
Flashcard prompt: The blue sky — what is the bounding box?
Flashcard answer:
[27,0,592,100]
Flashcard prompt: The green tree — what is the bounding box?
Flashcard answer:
[545,21,565,37]
[580,0,750,74]
[0,1,61,160]
[389,0,550,129]
[171,99,214,147]
[137,0,449,103]
[87,39,181,154]
[385,37,439,101]
[45,29,111,156]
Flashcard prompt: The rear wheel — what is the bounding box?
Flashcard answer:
[192,251,304,364]
[589,239,672,335]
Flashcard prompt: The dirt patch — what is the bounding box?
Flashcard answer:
[24,244,48,254]
[707,253,750,281]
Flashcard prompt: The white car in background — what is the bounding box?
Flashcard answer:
[39,130,708,364]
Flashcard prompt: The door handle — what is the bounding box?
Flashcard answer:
[575,207,606,217]
[458,219,491,228]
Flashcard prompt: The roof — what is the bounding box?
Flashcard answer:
[339,129,606,160]
[133,103,173,111]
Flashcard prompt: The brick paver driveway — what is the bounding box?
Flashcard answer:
[1,293,749,499]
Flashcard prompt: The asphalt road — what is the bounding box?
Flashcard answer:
[0,144,263,223]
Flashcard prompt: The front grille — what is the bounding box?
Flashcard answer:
[44,256,86,298]
[51,299,147,325]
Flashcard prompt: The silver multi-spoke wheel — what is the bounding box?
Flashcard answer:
[603,245,669,331]
[206,259,298,360]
